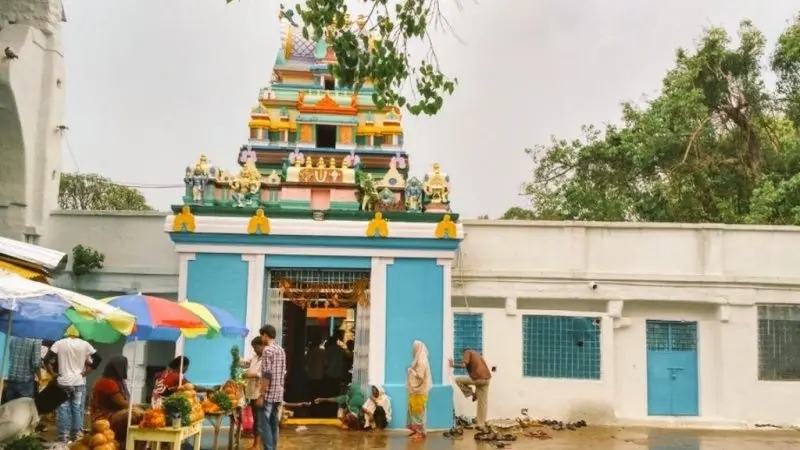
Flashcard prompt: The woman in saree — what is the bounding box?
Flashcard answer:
[89,356,144,446]
[406,340,432,440]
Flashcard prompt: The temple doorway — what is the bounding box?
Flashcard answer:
[265,269,370,419]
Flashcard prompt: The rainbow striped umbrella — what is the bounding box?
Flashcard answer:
[105,294,207,340]
[144,302,248,340]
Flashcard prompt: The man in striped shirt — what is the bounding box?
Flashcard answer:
[256,325,286,450]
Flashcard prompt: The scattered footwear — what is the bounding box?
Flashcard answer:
[443,426,463,438]
[455,415,476,428]
[524,430,552,440]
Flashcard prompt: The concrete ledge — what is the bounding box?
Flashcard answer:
[462,219,800,233]
[613,416,750,430]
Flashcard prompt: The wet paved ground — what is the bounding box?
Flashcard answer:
[38,419,800,449]
[256,426,800,449]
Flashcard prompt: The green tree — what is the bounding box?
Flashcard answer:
[507,15,800,225]
[500,207,538,220]
[227,0,458,116]
[58,173,153,211]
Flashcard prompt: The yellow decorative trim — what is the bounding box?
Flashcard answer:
[356,125,379,135]
[248,119,271,128]
[435,214,456,239]
[366,212,389,238]
[284,26,294,59]
[380,125,403,135]
[247,208,271,234]
[172,206,196,233]
[270,121,297,132]
[356,124,404,136]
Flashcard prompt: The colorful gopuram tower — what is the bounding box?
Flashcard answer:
[166,11,462,430]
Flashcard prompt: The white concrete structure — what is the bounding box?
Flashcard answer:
[453,220,800,428]
[42,210,178,294]
[34,212,800,428]
[0,0,66,243]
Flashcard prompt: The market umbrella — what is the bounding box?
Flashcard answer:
[103,294,209,429]
[145,302,249,340]
[104,294,208,339]
[0,269,136,339]
[0,297,133,343]
[0,269,137,395]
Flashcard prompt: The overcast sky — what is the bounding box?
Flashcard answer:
[59,0,800,218]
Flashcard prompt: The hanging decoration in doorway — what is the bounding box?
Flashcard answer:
[352,279,369,307]
[365,212,388,237]
[172,205,196,232]
[247,208,271,234]
[435,214,457,239]
[275,278,370,308]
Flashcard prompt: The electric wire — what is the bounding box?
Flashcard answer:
[63,134,80,173]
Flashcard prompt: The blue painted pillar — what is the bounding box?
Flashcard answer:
[184,253,249,386]
[384,258,450,429]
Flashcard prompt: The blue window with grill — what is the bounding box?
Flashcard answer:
[522,315,601,380]
[453,313,483,376]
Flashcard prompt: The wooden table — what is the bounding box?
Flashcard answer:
[127,421,203,450]
[204,408,242,450]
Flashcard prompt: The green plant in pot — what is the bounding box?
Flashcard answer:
[163,394,192,427]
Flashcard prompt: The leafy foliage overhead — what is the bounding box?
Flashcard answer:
[503,15,800,225]
[227,0,458,116]
[59,173,153,211]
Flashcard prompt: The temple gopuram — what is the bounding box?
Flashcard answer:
[178,16,454,219]
[165,10,462,430]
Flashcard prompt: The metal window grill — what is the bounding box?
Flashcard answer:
[758,305,800,380]
[646,321,697,352]
[269,269,370,287]
[522,315,601,380]
[453,313,483,376]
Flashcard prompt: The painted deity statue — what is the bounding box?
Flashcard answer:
[184,154,216,203]
[422,163,450,207]
[358,173,380,211]
[229,156,263,207]
[378,188,395,207]
[404,177,423,212]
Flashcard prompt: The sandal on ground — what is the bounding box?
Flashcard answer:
[495,433,517,441]
[474,431,497,441]
[443,427,463,438]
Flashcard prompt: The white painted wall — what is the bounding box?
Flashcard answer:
[0,0,65,242]
[452,221,800,428]
[42,210,179,293]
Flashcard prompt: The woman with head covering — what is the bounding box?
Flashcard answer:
[89,356,143,446]
[362,385,391,430]
[406,340,432,440]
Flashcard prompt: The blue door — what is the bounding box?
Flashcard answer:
[646,321,699,416]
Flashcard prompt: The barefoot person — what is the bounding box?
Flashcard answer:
[313,384,366,430]
[449,348,491,430]
[243,337,265,450]
[406,340,432,440]
[362,386,391,430]
[256,324,286,450]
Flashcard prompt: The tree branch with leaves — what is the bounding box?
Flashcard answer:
[228,0,460,115]
[59,173,153,211]
[504,16,800,225]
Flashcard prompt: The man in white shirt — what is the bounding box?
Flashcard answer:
[44,329,101,443]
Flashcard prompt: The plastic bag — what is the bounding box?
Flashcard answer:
[242,406,254,433]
